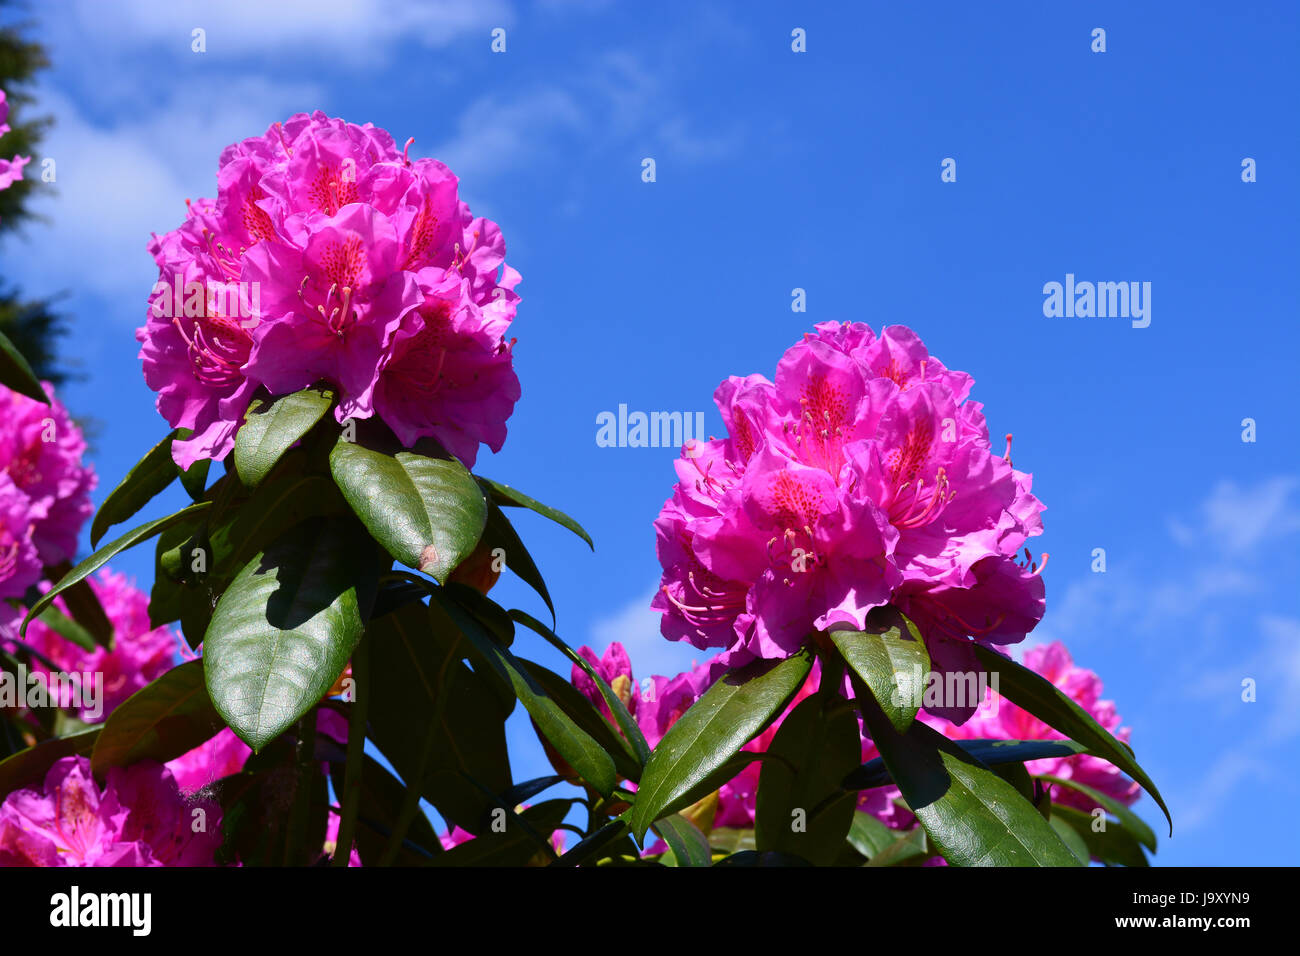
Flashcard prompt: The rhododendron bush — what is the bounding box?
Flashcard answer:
[0,113,1168,868]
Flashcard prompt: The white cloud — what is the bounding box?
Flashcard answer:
[1169,476,1300,556]
[588,587,705,680]
[55,0,513,62]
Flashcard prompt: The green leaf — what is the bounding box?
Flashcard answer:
[863,827,932,867]
[0,328,48,403]
[326,753,442,865]
[365,601,512,835]
[204,520,375,751]
[429,588,618,795]
[481,501,555,624]
[177,456,211,501]
[630,649,813,840]
[23,503,210,634]
[828,606,929,732]
[90,660,224,775]
[510,608,650,767]
[234,386,334,490]
[477,476,593,550]
[844,738,1090,790]
[554,817,632,868]
[90,430,179,548]
[331,438,486,582]
[56,576,114,648]
[32,605,97,653]
[652,813,712,867]
[755,694,860,865]
[1037,773,1157,852]
[519,659,642,783]
[1049,814,1090,865]
[856,687,1083,867]
[1050,803,1150,867]
[0,729,99,800]
[972,643,1172,835]
[846,810,903,860]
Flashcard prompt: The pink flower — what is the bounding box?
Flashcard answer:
[14,568,177,721]
[925,641,1140,810]
[138,112,520,469]
[165,728,251,794]
[0,383,97,568]
[0,89,30,194]
[0,756,223,866]
[0,471,40,600]
[653,322,1047,721]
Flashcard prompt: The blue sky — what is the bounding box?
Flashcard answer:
[1,0,1296,865]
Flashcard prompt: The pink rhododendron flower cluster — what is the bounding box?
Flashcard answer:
[0,90,31,193]
[0,756,222,866]
[137,111,522,470]
[924,641,1140,810]
[0,382,96,597]
[8,568,177,721]
[653,322,1047,721]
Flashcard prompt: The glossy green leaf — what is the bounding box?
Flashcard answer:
[204,520,375,751]
[829,606,929,732]
[755,694,860,865]
[972,643,1172,835]
[177,454,211,501]
[630,649,813,840]
[234,386,334,490]
[0,328,48,403]
[510,608,650,766]
[1051,803,1150,867]
[864,827,932,867]
[481,501,554,623]
[519,659,642,783]
[32,605,97,653]
[331,438,486,582]
[846,810,903,860]
[857,689,1083,867]
[23,503,210,634]
[430,588,617,796]
[653,813,712,867]
[326,753,442,865]
[1038,773,1157,852]
[365,601,512,835]
[477,476,593,550]
[1049,814,1090,864]
[90,660,224,775]
[90,430,179,548]
[844,738,1089,790]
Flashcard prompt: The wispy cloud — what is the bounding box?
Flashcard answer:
[587,587,704,681]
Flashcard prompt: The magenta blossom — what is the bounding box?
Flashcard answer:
[0,89,31,194]
[653,322,1047,722]
[165,728,252,795]
[137,111,521,469]
[0,382,97,568]
[0,756,222,866]
[925,641,1140,811]
[0,472,40,600]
